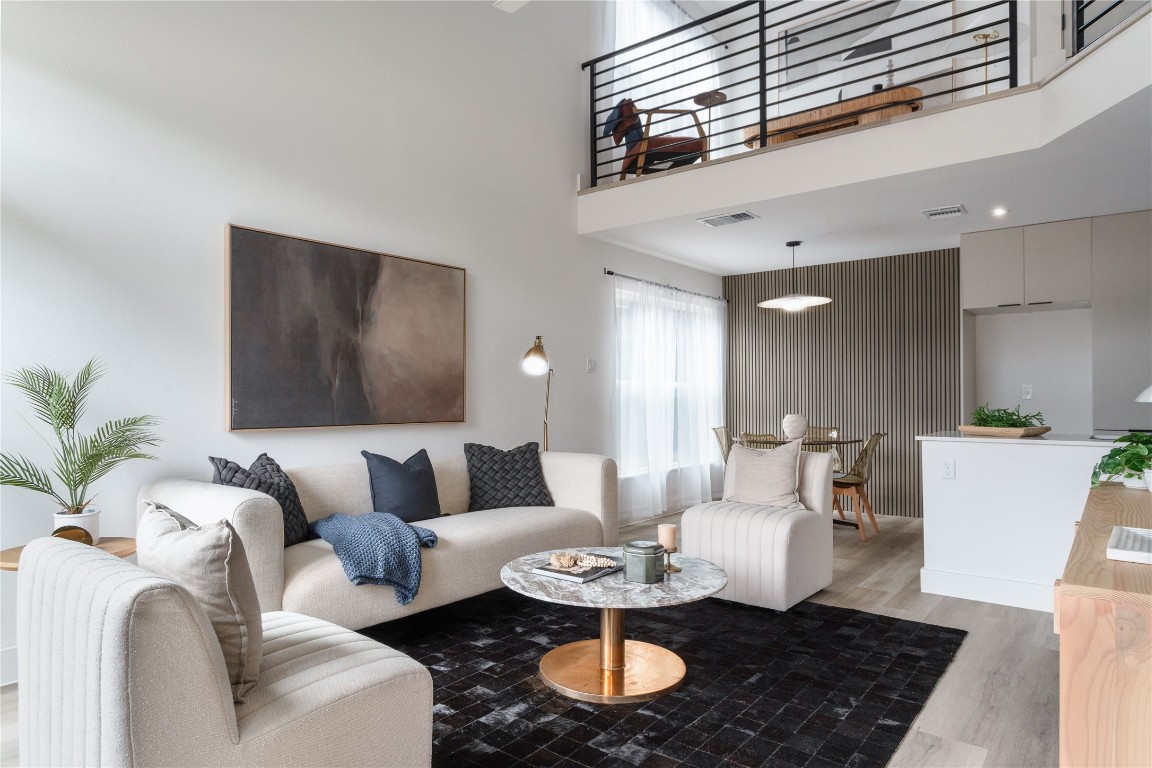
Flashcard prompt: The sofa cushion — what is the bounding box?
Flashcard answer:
[725,440,803,508]
[210,453,310,546]
[136,501,263,702]
[464,442,553,511]
[361,449,441,522]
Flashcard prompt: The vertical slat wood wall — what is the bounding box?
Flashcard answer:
[724,249,960,518]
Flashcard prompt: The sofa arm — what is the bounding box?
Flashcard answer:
[137,479,285,611]
[540,452,619,544]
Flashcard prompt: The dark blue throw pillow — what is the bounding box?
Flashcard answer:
[361,449,441,523]
[464,442,554,512]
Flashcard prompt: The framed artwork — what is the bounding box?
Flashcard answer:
[228,225,466,429]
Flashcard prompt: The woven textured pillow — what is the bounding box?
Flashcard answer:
[464,442,554,511]
[209,453,310,546]
[361,448,441,522]
[137,501,262,703]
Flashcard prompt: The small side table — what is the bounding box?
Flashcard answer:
[0,536,136,571]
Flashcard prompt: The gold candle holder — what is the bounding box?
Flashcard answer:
[664,547,681,573]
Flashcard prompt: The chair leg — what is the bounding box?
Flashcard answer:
[860,488,879,534]
[832,494,847,520]
[851,490,868,541]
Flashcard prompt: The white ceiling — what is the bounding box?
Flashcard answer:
[588,86,1152,275]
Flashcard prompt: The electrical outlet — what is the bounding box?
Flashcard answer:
[1022,384,1033,400]
[586,358,597,373]
[942,459,955,480]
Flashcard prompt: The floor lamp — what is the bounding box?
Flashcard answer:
[522,336,553,451]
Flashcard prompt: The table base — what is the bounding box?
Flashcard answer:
[539,638,686,704]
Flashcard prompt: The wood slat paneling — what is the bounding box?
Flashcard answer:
[724,249,960,518]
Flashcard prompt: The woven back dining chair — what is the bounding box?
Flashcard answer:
[738,432,779,449]
[833,432,886,541]
[712,426,733,463]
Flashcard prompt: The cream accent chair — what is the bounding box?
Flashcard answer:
[18,537,434,767]
[681,451,834,611]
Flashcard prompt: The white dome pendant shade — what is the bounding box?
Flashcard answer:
[758,241,831,312]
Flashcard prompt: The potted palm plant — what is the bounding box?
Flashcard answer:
[0,359,162,543]
[1090,431,1152,489]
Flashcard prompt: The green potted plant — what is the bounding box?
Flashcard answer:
[0,359,162,542]
[959,404,1049,437]
[1089,431,1152,489]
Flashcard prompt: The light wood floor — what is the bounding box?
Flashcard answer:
[625,514,1059,768]
[0,515,1057,768]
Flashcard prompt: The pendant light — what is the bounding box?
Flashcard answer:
[758,240,831,312]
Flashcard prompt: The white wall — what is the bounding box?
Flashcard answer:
[972,308,1093,433]
[0,1,722,684]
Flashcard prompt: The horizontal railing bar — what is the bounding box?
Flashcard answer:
[593,9,764,80]
[1078,0,1127,32]
[594,14,758,82]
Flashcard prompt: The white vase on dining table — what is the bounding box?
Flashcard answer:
[782,414,808,441]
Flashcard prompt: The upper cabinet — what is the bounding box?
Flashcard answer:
[961,219,1092,311]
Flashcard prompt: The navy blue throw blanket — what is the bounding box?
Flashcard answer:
[311,512,438,605]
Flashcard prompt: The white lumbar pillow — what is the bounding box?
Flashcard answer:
[725,439,804,507]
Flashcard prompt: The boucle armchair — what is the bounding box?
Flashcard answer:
[18,537,433,767]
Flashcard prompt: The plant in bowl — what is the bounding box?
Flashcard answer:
[970,404,1046,428]
[1090,431,1152,488]
[958,404,1049,437]
[0,359,162,542]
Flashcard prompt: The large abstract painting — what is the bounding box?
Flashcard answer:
[228,226,466,429]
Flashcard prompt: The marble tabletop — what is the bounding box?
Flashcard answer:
[501,547,727,610]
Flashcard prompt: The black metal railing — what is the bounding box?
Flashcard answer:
[1072,0,1147,53]
[583,0,1021,188]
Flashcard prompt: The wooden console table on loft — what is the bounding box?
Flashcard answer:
[743,86,923,148]
[1054,485,1151,768]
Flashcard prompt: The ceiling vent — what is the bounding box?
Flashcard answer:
[697,211,759,227]
[921,204,967,221]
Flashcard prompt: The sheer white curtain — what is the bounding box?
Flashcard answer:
[614,275,726,525]
[613,1,721,124]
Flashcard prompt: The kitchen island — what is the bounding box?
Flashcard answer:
[917,431,1114,612]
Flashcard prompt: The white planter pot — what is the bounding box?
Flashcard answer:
[53,507,100,544]
[1120,474,1148,490]
[1145,468,1152,492]
[782,414,808,440]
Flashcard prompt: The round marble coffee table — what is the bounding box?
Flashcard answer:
[500,547,727,704]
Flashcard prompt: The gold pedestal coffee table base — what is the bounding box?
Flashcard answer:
[538,607,686,704]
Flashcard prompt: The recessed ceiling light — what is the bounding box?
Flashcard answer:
[991,207,1010,217]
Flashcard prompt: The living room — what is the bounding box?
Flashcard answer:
[2,2,1150,767]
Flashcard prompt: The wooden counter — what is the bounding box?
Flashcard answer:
[1056,485,1151,768]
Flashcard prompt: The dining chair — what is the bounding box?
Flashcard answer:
[739,432,778,449]
[804,425,845,473]
[833,432,885,541]
[712,426,733,463]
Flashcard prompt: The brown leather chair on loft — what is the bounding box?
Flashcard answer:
[833,432,886,541]
[804,425,845,473]
[603,98,708,181]
[739,432,778,449]
[712,426,733,463]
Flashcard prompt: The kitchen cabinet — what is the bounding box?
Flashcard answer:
[961,218,1092,310]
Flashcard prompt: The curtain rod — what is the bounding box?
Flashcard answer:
[604,268,727,303]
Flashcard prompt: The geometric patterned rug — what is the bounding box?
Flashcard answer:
[362,588,966,768]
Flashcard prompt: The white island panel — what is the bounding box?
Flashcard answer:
[918,432,1112,612]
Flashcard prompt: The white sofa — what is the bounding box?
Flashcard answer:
[680,451,833,611]
[138,451,618,630]
[18,537,433,767]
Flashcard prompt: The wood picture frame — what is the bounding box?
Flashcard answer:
[227,225,466,430]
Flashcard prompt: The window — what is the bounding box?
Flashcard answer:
[614,274,725,524]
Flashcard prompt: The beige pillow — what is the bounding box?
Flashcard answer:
[137,501,262,702]
[725,439,804,507]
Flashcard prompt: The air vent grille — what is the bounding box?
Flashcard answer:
[922,204,967,220]
[698,211,759,227]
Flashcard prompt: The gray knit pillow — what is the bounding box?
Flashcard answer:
[464,442,553,511]
[209,453,310,546]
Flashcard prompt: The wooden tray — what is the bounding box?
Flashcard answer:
[957,425,1052,438]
